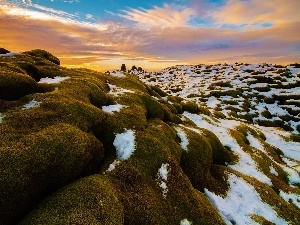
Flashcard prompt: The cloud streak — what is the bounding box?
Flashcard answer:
[0,0,299,70]
[119,4,196,28]
[212,0,300,28]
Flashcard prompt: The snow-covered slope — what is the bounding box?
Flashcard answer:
[129,63,300,224]
[133,63,300,134]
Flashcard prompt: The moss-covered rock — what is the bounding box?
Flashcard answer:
[0,69,38,100]
[19,175,124,225]
[198,106,211,116]
[142,95,165,120]
[0,124,104,224]
[108,158,226,225]
[23,49,60,65]
[180,101,198,113]
[178,126,230,194]
[172,102,183,114]
[150,85,168,97]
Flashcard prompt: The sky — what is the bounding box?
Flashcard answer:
[0,0,299,71]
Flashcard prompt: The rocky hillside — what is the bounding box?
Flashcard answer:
[0,49,299,225]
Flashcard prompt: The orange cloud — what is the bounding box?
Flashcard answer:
[212,0,300,27]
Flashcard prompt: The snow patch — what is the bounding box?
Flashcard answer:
[113,129,135,160]
[259,126,300,161]
[157,163,170,197]
[22,99,41,110]
[205,174,288,225]
[106,159,121,172]
[281,157,299,167]
[180,218,192,225]
[38,76,70,84]
[206,96,221,108]
[107,83,134,96]
[175,127,189,151]
[280,190,300,209]
[0,53,15,57]
[269,166,278,176]
[111,71,125,77]
[0,113,4,123]
[280,165,300,185]
[247,132,265,152]
[102,104,127,114]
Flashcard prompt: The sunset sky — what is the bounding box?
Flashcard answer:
[0,0,299,71]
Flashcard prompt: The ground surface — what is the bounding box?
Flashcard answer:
[0,49,300,225]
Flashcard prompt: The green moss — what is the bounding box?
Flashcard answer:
[150,85,168,97]
[239,113,253,123]
[261,110,272,119]
[142,95,165,120]
[232,125,252,146]
[180,101,198,113]
[172,102,183,114]
[160,104,182,124]
[107,74,148,94]
[144,84,161,98]
[213,110,226,119]
[251,215,276,225]
[264,97,275,104]
[198,106,211,116]
[0,69,38,100]
[214,81,233,88]
[23,49,60,65]
[167,96,184,103]
[297,124,300,133]
[19,175,123,225]
[164,159,227,225]
[4,94,106,134]
[178,127,229,194]
[210,89,242,98]
[14,61,40,81]
[0,124,104,225]
[108,159,226,225]
[97,103,147,152]
[0,62,27,74]
[291,134,300,143]
[130,119,182,175]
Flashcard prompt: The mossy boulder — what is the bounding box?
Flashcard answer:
[19,175,124,225]
[107,158,226,225]
[0,69,38,100]
[180,101,198,113]
[198,106,211,116]
[172,102,183,114]
[14,61,40,81]
[150,85,168,97]
[178,126,235,194]
[0,124,104,224]
[142,95,165,120]
[23,49,60,65]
